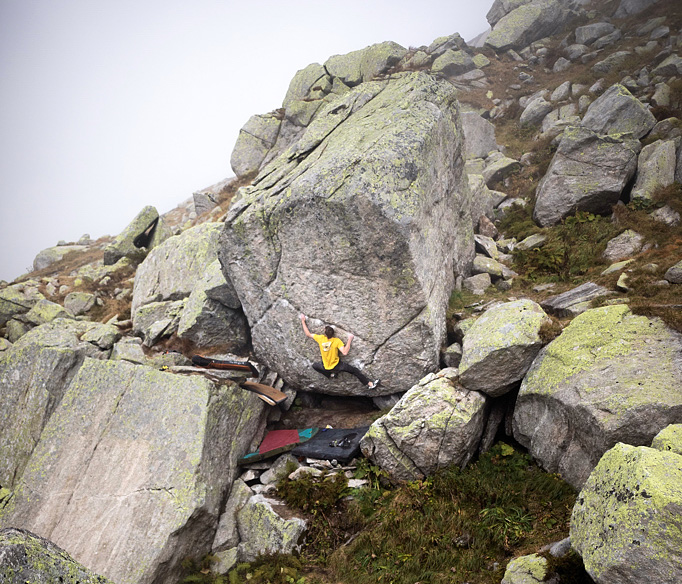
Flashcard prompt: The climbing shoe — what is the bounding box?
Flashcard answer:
[368,379,380,390]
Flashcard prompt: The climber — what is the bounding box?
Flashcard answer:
[299,313,379,389]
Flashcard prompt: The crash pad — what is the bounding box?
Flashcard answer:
[191,354,259,376]
[239,428,319,464]
[291,426,369,464]
[240,381,287,406]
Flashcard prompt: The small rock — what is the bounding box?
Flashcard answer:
[463,273,492,295]
[602,230,645,262]
[664,259,682,284]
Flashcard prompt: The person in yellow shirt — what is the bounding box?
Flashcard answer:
[299,313,379,389]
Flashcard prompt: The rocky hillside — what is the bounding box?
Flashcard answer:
[1,0,682,583]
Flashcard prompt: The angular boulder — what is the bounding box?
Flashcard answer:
[513,304,682,488]
[282,62,329,108]
[651,424,682,455]
[0,282,45,327]
[360,371,488,481]
[581,84,656,139]
[602,229,645,262]
[219,72,474,396]
[0,358,268,584]
[431,49,476,77]
[485,0,569,52]
[459,299,550,397]
[630,139,677,201]
[665,259,682,284]
[103,206,171,266]
[230,112,282,178]
[461,111,498,160]
[33,245,87,272]
[540,282,612,317]
[324,41,407,87]
[0,527,113,584]
[571,443,682,584]
[501,553,548,584]
[486,0,533,28]
[533,126,641,227]
[132,222,223,314]
[575,22,616,46]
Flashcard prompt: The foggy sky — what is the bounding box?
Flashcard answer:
[0,0,492,282]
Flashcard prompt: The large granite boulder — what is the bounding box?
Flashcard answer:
[461,111,498,160]
[0,282,45,327]
[132,222,223,314]
[33,245,87,272]
[533,126,641,227]
[0,527,113,584]
[571,443,682,583]
[630,139,677,201]
[652,424,682,455]
[485,0,570,52]
[0,358,268,584]
[614,0,662,18]
[103,206,171,266]
[431,49,476,77]
[575,22,616,46]
[486,0,533,28]
[324,41,408,87]
[219,72,474,396]
[459,299,550,397]
[230,112,282,178]
[581,84,656,140]
[0,340,85,488]
[513,304,682,488]
[360,370,488,481]
[282,63,329,108]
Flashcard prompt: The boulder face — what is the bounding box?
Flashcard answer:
[459,299,550,397]
[0,358,268,584]
[513,304,682,488]
[220,72,474,396]
[360,371,488,481]
[581,84,656,139]
[103,206,171,266]
[533,126,641,227]
[570,443,682,584]
[0,527,113,584]
[485,0,570,52]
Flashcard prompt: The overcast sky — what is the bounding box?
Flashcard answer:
[0,0,492,282]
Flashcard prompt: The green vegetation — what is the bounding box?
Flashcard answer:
[226,444,579,584]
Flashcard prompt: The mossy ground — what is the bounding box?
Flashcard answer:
[219,444,583,584]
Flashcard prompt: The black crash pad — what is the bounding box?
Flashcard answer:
[291,426,369,464]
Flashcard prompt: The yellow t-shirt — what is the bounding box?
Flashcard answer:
[313,334,345,369]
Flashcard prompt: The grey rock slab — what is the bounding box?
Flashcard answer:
[601,258,635,275]
[515,233,547,251]
[472,255,517,280]
[631,139,677,201]
[564,43,589,61]
[193,177,234,216]
[636,16,667,36]
[23,299,71,326]
[550,81,571,102]
[593,29,623,50]
[474,234,500,260]
[282,62,328,108]
[132,299,186,347]
[0,527,114,584]
[463,273,492,295]
[533,126,641,227]
[212,479,253,552]
[427,33,468,57]
[110,337,146,364]
[652,82,671,107]
[461,111,498,160]
[614,0,662,19]
[602,229,645,262]
[459,299,549,397]
[570,443,682,583]
[431,49,476,77]
[230,113,282,178]
[64,292,96,316]
[12,319,116,359]
[485,0,569,52]
[540,282,612,318]
[260,454,299,486]
[103,206,171,266]
[652,54,682,77]
[650,205,681,227]
[132,222,223,314]
[520,97,553,126]
[482,153,521,186]
[665,259,682,283]
[360,374,488,481]
[219,72,474,397]
[1,358,268,584]
[582,84,656,139]
[575,22,616,46]
[514,304,682,488]
[0,283,45,327]
[33,245,87,272]
[324,41,407,87]
[237,495,307,562]
[486,0,533,28]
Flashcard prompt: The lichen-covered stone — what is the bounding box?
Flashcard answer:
[459,299,549,396]
[665,259,682,284]
[482,152,521,187]
[575,22,616,45]
[212,479,253,552]
[132,299,186,347]
[486,0,533,27]
[540,282,612,317]
[581,84,656,139]
[0,282,45,327]
[1,358,268,584]
[282,63,328,108]
[237,495,307,562]
[33,245,87,272]
[132,222,223,314]
[431,49,476,77]
[652,53,682,77]
[533,125,641,227]
[324,41,407,87]
[103,206,171,266]
[520,97,553,127]
[360,374,487,481]
[514,304,682,488]
[220,72,473,397]
[23,299,71,326]
[461,111,498,160]
[501,553,548,584]
[0,527,113,584]
[651,424,682,455]
[631,139,677,201]
[570,443,682,583]
[230,113,282,178]
[64,292,96,316]
[485,0,568,52]
[602,229,645,262]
